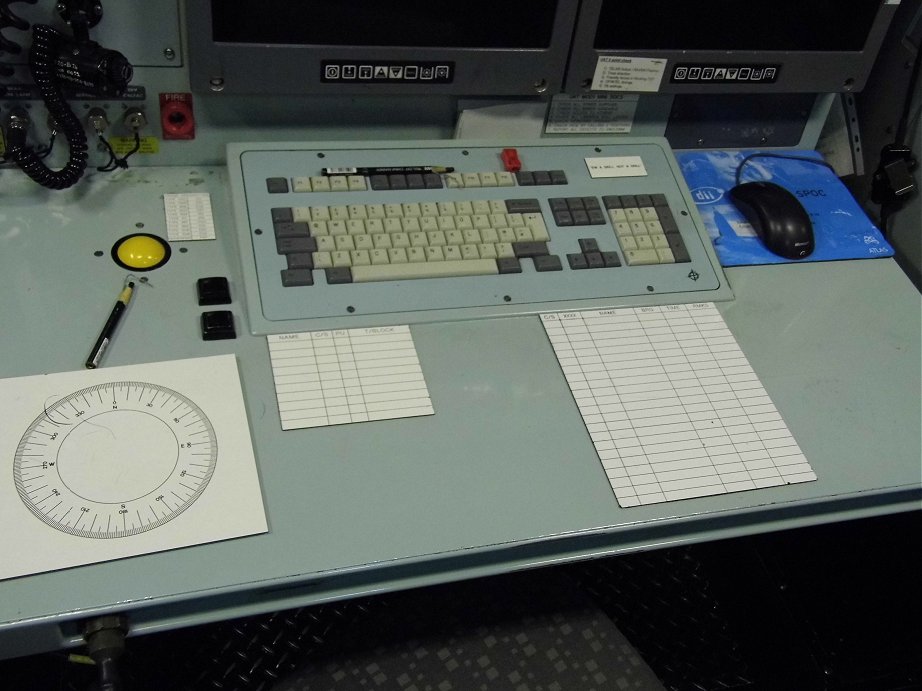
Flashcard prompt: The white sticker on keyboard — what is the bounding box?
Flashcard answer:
[542,303,816,507]
[268,326,434,430]
[585,156,647,178]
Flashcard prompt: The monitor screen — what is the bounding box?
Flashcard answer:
[188,1,577,96]
[565,0,897,94]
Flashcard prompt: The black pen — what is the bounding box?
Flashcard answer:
[321,165,454,176]
[85,278,135,369]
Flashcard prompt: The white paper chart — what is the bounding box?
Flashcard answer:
[542,303,816,507]
[268,326,434,430]
[0,355,267,581]
[163,192,216,241]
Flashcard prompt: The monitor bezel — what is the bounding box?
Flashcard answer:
[563,0,898,94]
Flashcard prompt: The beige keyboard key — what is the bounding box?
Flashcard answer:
[496,242,514,258]
[460,244,480,260]
[332,250,352,267]
[630,221,648,235]
[292,207,312,222]
[462,228,482,244]
[497,227,517,243]
[309,220,329,236]
[347,175,366,191]
[651,233,669,249]
[641,207,659,221]
[455,201,474,215]
[384,218,403,233]
[437,216,456,231]
[445,229,464,246]
[479,172,498,187]
[425,246,445,261]
[330,205,349,221]
[445,173,464,188]
[388,248,409,263]
[292,177,313,192]
[609,208,627,223]
[507,213,525,228]
[480,228,499,244]
[409,232,429,247]
[496,171,516,187]
[347,204,368,219]
[625,207,642,222]
[472,214,491,230]
[313,251,333,268]
[384,203,404,218]
[656,248,676,263]
[370,249,390,264]
[402,202,422,217]
[635,235,654,250]
[614,222,632,238]
[310,206,331,221]
[490,213,509,228]
[335,235,355,251]
[352,259,499,283]
[391,232,411,248]
[419,216,439,232]
[625,249,660,265]
[349,250,371,266]
[401,217,421,233]
[646,220,664,234]
[478,243,497,259]
[444,245,462,261]
[437,201,457,215]
[514,227,533,242]
[310,176,330,192]
[407,247,427,263]
[489,200,506,214]
[328,220,347,235]
[454,215,473,231]
[372,233,392,249]
[366,204,386,219]
[364,218,384,234]
[619,236,638,251]
[427,231,447,246]
[462,173,482,188]
[472,200,491,215]
[346,219,366,235]
[329,176,349,192]
[354,234,374,250]
[316,235,336,252]
[420,202,440,217]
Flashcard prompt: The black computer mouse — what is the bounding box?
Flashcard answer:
[728,181,814,259]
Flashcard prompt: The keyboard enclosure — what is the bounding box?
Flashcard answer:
[228,139,732,333]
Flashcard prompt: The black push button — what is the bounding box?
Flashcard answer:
[197,276,231,305]
[201,310,236,340]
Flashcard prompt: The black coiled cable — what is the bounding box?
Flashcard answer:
[0,0,37,96]
[6,24,88,189]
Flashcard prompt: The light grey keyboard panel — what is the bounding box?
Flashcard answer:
[227,139,731,332]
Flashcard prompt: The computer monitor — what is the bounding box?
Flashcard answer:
[186,0,579,96]
[564,0,898,94]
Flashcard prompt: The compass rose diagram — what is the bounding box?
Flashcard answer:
[13,381,218,539]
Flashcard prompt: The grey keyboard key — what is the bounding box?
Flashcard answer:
[266,177,289,194]
[532,170,552,186]
[287,253,314,269]
[602,251,622,267]
[274,222,310,238]
[423,173,443,189]
[325,267,353,284]
[549,170,568,184]
[388,174,408,190]
[585,252,605,269]
[512,241,549,258]
[554,210,574,226]
[506,198,542,214]
[602,195,622,209]
[271,207,293,223]
[369,175,390,190]
[496,257,522,273]
[578,238,600,253]
[572,210,590,225]
[276,236,317,254]
[652,194,669,207]
[515,171,535,186]
[406,173,425,189]
[567,253,588,270]
[548,197,569,212]
[588,209,607,225]
[281,269,313,286]
[534,255,563,272]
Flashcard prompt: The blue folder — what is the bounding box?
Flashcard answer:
[676,149,893,266]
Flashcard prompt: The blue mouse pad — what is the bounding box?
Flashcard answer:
[676,149,894,266]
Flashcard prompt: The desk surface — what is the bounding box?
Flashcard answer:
[0,166,919,658]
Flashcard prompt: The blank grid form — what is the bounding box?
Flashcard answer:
[542,303,816,507]
[268,326,433,430]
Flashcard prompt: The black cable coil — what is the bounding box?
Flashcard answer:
[0,0,36,95]
[7,23,88,189]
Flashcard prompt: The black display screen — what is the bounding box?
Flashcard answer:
[594,0,881,51]
[212,1,559,49]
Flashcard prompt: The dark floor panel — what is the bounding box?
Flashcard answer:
[1,511,919,691]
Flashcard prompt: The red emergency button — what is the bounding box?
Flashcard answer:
[501,148,521,172]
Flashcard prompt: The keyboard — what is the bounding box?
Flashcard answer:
[227,139,731,332]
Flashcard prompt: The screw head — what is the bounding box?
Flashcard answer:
[163,48,175,61]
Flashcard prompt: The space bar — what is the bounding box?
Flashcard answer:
[351,259,499,282]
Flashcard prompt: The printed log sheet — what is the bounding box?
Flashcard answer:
[542,303,816,507]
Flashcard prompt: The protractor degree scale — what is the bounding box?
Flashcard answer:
[14,381,218,539]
